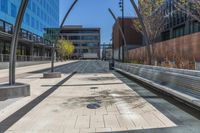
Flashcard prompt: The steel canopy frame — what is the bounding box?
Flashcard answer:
[9,0,29,85]
[129,0,152,65]
[51,0,78,72]
[108,8,127,62]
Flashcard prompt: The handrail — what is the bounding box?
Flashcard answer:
[0,54,51,62]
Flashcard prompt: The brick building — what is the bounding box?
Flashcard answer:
[112,17,143,60]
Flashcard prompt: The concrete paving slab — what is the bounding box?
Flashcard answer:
[0,61,180,133]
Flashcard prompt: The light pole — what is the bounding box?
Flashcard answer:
[119,0,125,62]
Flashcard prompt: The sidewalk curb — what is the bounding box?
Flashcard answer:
[114,68,200,111]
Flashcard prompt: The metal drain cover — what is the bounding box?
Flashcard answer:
[90,87,98,90]
[87,103,101,109]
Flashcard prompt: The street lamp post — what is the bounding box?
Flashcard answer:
[119,0,125,62]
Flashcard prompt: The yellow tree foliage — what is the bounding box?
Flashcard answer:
[57,39,75,60]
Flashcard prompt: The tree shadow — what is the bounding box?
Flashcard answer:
[60,89,153,110]
[86,77,117,81]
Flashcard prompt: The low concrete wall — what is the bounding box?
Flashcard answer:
[115,62,200,94]
[0,61,50,70]
[116,62,200,77]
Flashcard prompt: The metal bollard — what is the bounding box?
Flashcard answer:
[109,61,114,70]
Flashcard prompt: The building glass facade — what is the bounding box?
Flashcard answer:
[0,0,59,62]
[0,0,59,36]
[161,0,200,41]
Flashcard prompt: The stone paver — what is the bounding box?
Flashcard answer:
[2,61,176,133]
[0,61,76,82]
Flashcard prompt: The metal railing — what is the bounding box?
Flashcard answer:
[0,54,51,62]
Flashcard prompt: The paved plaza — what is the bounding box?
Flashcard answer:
[0,61,199,133]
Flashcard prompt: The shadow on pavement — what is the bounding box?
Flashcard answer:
[61,89,148,109]
[113,71,200,133]
[41,82,123,87]
[0,72,76,132]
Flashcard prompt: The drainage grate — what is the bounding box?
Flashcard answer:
[87,103,101,109]
[90,87,98,90]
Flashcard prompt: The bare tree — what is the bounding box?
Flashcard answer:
[174,0,200,22]
[131,0,166,65]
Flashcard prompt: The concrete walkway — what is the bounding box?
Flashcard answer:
[0,61,176,133]
[0,61,76,83]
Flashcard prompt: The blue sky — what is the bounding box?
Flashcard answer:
[59,0,137,44]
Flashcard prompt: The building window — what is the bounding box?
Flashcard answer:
[69,36,80,40]
[83,49,88,53]
[31,17,35,28]
[40,23,43,31]
[0,41,3,55]
[11,3,17,17]
[32,2,36,13]
[28,0,31,9]
[0,0,8,13]
[21,29,28,39]
[25,13,30,25]
[37,7,40,17]
[0,20,4,32]
[36,21,39,30]
[28,32,32,40]
[40,0,42,5]
[4,42,10,54]
[81,36,98,40]
[82,44,87,47]
[193,22,199,33]
[5,23,12,34]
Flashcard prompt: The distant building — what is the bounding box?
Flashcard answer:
[112,17,143,60]
[0,0,59,62]
[102,45,112,60]
[60,25,100,59]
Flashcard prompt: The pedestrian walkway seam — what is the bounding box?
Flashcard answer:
[0,72,76,133]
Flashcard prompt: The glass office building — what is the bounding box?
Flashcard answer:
[0,0,59,62]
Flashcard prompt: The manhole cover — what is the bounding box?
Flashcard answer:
[90,87,98,90]
[87,103,101,109]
